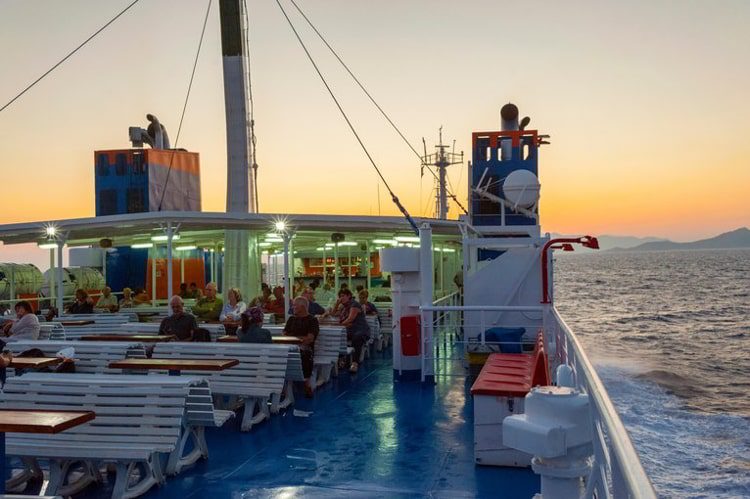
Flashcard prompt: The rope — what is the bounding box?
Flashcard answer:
[0,0,142,115]
[157,0,212,211]
[275,0,419,233]
[243,0,260,212]
[287,0,467,215]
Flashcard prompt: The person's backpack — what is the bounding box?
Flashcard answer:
[193,328,211,342]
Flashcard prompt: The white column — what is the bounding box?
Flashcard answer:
[283,235,291,323]
[8,265,15,306]
[49,249,55,306]
[166,224,174,302]
[347,245,352,289]
[419,223,434,380]
[180,256,185,283]
[322,246,327,281]
[334,244,339,291]
[438,247,444,295]
[210,246,216,285]
[365,242,371,290]
[151,245,157,304]
[56,242,64,312]
[101,249,107,285]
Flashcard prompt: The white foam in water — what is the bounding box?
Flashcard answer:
[595,362,750,498]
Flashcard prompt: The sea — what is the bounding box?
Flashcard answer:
[554,248,750,499]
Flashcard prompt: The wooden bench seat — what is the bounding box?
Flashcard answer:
[151,343,295,431]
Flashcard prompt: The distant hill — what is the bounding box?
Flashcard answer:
[611,227,750,252]
[551,234,667,252]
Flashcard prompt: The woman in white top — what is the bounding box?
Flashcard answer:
[2,300,40,342]
[219,287,247,322]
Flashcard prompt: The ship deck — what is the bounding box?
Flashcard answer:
[117,349,539,498]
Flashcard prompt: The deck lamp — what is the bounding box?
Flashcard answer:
[541,235,600,303]
[45,226,57,238]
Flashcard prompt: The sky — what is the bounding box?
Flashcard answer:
[0,0,748,250]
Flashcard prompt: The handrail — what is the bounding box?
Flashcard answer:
[432,291,459,307]
[552,307,657,498]
[422,305,543,312]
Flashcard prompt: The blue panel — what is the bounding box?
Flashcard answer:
[471,135,538,226]
[94,151,150,216]
[105,247,147,291]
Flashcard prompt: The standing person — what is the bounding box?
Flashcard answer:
[220,287,247,322]
[119,287,134,308]
[159,295,198,341]
[192,282,223,322]
[94,286,118,312]
[67,289,94,314]
[1,301,40,342]
[358,289,378,316]
[338,288,370,374]
[236,307,272,344]
[283,297,319,398]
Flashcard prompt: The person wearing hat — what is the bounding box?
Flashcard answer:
[237,307,272,344]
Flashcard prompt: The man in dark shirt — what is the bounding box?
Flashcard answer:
[159,295,198,341]
[284,297,319,397]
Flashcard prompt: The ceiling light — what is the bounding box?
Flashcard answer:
[131,243,153,249]
[372,239,397,245]
[395,236,420,243]
[38,243,58,250]
[175,245,197,251]
[151,234,180,242]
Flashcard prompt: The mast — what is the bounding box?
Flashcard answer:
[219,0,256,214]
[421,127,463,220]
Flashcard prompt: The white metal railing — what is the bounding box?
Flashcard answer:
[419,301,657,499]
[546,306,656,499]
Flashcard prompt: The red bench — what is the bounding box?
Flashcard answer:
[471,331,550,467]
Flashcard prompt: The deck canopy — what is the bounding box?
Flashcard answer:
[0,211,461,248]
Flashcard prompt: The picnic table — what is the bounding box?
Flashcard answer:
[9,357,63,370]
[108,358,239,376]
[80,334,176,342]
[0,409,95,493]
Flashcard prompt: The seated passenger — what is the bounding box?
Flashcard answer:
[302,287,326,316]
[220,287,247,322]
[249,284,272,308]
[1,301,40,342]
[67,289,94,314]
[119,287,134,308]
[237,307,272,344]
[159,295,198,341]
[338,288,370,374]
[95,286,119,312]
[188,282,202,299]
[283,297,319,397]
[192,282,223,322]
[358,289,378,315]
[132,288,151,307]
[178,282,190,299]
[263,286,286,315]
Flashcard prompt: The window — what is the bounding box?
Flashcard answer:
[115,154,127,176]
[96,154,109,177]
[127,188,146,213]
[99,189,118,216]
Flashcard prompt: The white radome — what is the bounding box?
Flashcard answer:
[503,169,540,208]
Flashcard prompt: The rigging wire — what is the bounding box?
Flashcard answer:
[157,0,212,211]
[287,0,468,216]
[274,0,419,233]
[0,0,142,115]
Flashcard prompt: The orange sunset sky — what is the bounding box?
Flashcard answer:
[0,0,748,243]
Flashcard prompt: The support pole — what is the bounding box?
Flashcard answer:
[334,244,339,291]
[322,246,327,282]
[365,242,371,290]
[48,249,55,307]
[283,235,291,323]
[8,265,15,307]
[419,223,434,381]
[101,249,107,285]
[166,223,174,306]
[439,247,444,295]
[347,246,352,289]
[56,242,64,313]
[151,245,157,304]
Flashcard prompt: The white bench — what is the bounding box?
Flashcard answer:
[7,340,147,375]
[151,343,292,431]
[58,324,131,340]
[58,313,137,323]
[1,373,192,498]
[377,306,393,347]
[266,326,347,388]
[38,323,64,340]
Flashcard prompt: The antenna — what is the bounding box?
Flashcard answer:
[420,127,464,219]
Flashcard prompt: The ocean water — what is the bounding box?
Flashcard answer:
[554,249,750,499]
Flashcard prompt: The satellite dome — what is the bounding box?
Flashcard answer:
[503,170,540,209]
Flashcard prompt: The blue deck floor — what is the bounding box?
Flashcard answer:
[85,349,539,498]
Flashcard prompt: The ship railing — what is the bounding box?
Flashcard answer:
[420,304,545,379]
[545,305,657,499]
[419,302,657,499]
